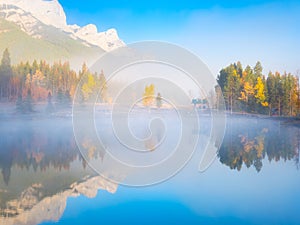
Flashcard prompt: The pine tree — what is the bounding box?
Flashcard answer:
[0,48,13,100]
[64,90,72,108]
[24,89,33,113]
[46,91,54,113]
[99,70,107,103]
[266,72,277,115]
[16,94,24,113]
[254,61,263,78]
[223,65,241,113]
[56,88,64,108]
[156,93,162,108]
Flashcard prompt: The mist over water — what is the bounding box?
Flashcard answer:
[0,115,299,224]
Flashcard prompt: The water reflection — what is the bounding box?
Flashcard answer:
[218,117,300,172]
[0,120,83,185]
[0,120,117,225]
[0,117,300,224]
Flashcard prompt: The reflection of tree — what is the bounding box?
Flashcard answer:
[82,138,105,160]
[218,118,299,172]
[0,123,91,185]
[145,138,157,151]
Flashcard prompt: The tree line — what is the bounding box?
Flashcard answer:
[0,48,107,113]
[1,48,299,116]
[217,61,299,116]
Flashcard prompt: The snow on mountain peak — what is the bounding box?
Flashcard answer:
[0,0,125,51]
[0,0,67,29]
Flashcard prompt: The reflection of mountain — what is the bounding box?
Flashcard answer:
[218,117,300,172]
[0,175,117,225]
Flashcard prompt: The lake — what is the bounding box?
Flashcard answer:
[0,116,299,225]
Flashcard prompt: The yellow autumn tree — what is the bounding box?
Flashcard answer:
[143,84,155,106]
[239,81,254,105]
[82,73,96,101]
[254,77,268,107]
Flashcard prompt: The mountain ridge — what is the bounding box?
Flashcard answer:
[0,0,125,51]
[0,0,125,70]
[0,17,104,70]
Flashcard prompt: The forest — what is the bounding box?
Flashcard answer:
[0,48,107,113]
[0,48,299,116]
[217,61,299,116]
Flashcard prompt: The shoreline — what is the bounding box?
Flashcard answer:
[226,111,300,127]
[1,102,300,128]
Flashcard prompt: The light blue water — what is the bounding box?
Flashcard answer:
[0,117,299,225]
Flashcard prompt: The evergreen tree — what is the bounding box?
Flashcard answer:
[156,93,162,108]
[56,88,64,108]
[234,61,243,77]
[215,85,225,111]
[274,72,283,116]
[64,90,72,108]
[223,64,241,113]
[254,61,263,78]
[24,89,33,113]
[0,48,13,100]
[46,91,54,113]
[16,94,24,113]
[99,70,107,103]
[266,72,277,115]
[217,68,228,91]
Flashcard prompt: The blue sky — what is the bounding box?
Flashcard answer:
[59,0,300,75]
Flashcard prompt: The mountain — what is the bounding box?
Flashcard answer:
[0,18,103,70]
[0,0,125,69]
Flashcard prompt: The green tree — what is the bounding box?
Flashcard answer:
[281,73,298,116]
[0,48,13,100]
[56,88,64,108]
[254,61,263,78]
[16,94,24,113]
[234,61,243,77]
[46,91,54,113]
[223,64,241,113]
[23,89,33,113]
[98,70,107,103]
[64,90,72,108]
[274,72,284,116]
[156,93,162,108]
[215,85,225,111]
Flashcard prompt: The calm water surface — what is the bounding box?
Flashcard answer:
[0,116,299,225]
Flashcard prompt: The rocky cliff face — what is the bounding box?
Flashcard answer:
[0,0,67,29]
[0,0,125,51]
